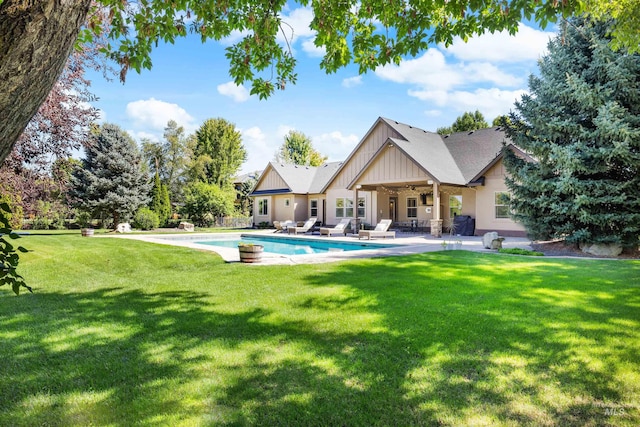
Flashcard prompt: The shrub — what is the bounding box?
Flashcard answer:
[0,193,23,230]
[133,207,159,230]
[499,248,544,256]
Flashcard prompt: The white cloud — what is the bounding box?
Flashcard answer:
[445,23,553,63]
[424,110,442,117]
[276,125,294,138]
[314,131,360,161]
[408,88,526,120]
[128,130,160,142]
[241,126,273,173]
[463,62,523,87]
[217,81,250,102]
[125,98,197,134]
[302,37,326,57]
[375,49,463,91]
[342,75,363,88]
[278,7,315,44]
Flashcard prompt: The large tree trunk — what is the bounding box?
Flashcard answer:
[0,0,91,163]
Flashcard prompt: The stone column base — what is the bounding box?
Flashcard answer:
[430,219,443,238]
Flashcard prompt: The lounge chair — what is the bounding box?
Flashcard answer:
[288,217,317,235]
[358,219,395,240]
[273,220,294,233]
[319,218,351,236]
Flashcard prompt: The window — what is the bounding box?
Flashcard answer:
[310,199,318,217]
[335,198,354,217]
[495,192,510,218]
[449,195,462,218]
[357,197,365,218]
[407,197,417,218]
[258,198,268,216]
[284,198,290,207]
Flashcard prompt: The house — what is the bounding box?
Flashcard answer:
[250,117,529,237]
[249,161,342,225]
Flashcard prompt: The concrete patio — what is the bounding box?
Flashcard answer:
[105,230,534,265]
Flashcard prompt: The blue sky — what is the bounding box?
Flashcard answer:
[86,6,556,174]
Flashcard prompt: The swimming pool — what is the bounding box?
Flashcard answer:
[195,234,397,256]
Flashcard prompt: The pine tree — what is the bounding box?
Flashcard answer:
[503,18,640,249]
[71,124,151,228]
[150,171,171,226]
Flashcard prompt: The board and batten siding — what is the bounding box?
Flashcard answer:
[255,167,288,191]
[328,121,401,190]
[357,145,428,185]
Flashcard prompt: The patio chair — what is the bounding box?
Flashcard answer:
[358,219,395,240]
[319,218,352,236]
[273,220,294,233]
[288,217,317,235]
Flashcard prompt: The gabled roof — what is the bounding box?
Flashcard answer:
[442,127,508,183]
[250,161,342,196]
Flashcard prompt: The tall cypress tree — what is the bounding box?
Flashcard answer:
[150,171,171,226]
[503,18,640,249]
[71,124,150,228]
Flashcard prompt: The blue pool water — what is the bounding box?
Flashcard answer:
[196,235,397,256]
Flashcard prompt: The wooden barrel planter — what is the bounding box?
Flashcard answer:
[81,228,95,237]
[238,244,264,263]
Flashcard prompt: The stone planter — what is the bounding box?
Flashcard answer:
[238,244,264,263]
[81,228,94,237]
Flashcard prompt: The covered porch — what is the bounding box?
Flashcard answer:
[352,180,476,237]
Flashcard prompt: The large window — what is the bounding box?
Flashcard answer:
[407,197,417,218]
[310,199,318,217]
[449,195,462,218]
[258,198,268,216]
[335,198,354,217]
[495,192,510,218]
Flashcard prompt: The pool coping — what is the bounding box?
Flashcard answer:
[99,230,534,265]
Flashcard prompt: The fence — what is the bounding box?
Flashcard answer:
[213,216,253,228]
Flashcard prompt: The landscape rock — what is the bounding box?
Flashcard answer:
[116,223,131,233]
[483,232,500,249]
[178,221,195,232]
[579,242,623,257]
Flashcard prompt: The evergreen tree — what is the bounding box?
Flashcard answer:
[503,18,640,249]
[191,118,246,188]
[275,130,327,166]
[436,110,489,134]
[71,124,151,228]
[150,171,171,226]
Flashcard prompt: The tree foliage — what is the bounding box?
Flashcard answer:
[150,171,171,226]
[182,182,236,226]
[0,202,31,295]
[142,120,192,204]
[436,110,489,134]
[191,118,247,188]
[275,130,327,166]
[71,124,150,228]
[503,18,640,248]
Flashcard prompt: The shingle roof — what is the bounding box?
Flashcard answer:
[268,161,342,194]
[379,118,510,185]
[442,127,508,183]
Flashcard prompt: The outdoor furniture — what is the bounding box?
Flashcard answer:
[358,219,395,240]
[319,218,351,236]
[288,217,317,235]
[273,220,294,233]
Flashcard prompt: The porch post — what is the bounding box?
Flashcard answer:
[430,181,443,237]
[353,187,361,232]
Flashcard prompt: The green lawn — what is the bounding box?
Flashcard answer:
[1,235,639,426]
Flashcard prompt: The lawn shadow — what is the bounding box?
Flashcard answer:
[1,252,638,426]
